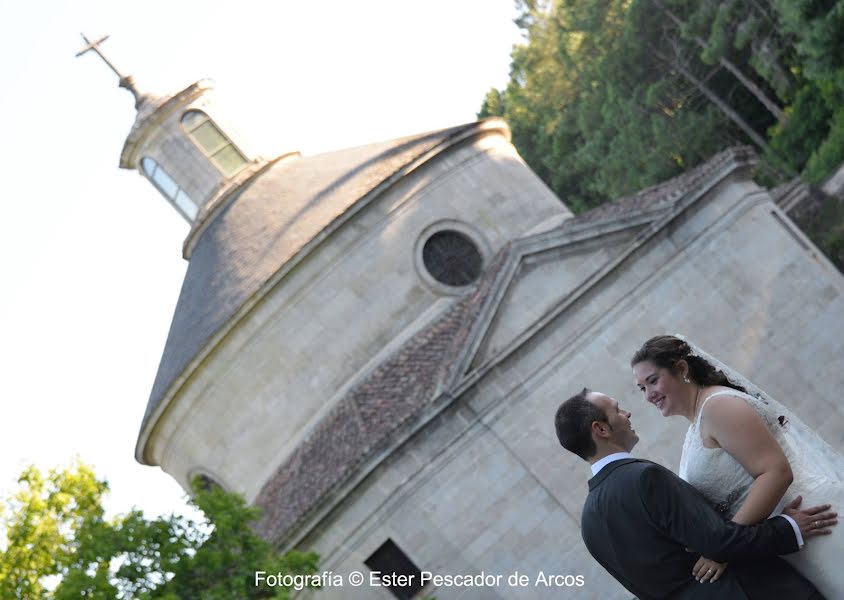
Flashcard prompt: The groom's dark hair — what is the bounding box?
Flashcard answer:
[555,388,608,460]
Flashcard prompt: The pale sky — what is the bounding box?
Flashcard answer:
[0,1,523,519]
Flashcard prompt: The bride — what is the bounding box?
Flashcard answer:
[631,334,844,597]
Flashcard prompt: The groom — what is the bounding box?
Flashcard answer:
[555,388,834,600]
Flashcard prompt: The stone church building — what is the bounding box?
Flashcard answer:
[102,60,843,599]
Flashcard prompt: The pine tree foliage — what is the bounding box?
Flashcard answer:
[483,0,844,209]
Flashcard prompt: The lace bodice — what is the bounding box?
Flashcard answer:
[679,389,816,518]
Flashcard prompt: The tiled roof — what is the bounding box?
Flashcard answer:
[254,246,510,543]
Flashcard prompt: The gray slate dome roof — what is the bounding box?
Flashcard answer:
[136,120,502,461]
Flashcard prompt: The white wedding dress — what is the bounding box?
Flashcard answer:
[680,387,844,598]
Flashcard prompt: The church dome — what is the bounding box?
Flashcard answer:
[139,121,496,446]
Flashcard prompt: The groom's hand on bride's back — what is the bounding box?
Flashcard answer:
[783,495,838,539]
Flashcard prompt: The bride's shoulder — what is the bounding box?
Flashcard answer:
[698,387,773,446]
[700,387,764,424]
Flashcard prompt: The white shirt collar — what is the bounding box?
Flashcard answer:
[590,452,634,476]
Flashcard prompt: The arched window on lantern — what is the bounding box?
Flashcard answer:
[181,109,248,177]
[140,156,198,222]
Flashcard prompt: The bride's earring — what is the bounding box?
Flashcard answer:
[683,375,690,383]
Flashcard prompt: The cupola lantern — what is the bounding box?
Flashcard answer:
[77,33,266,224]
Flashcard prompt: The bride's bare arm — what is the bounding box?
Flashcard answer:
[701,394,793,525]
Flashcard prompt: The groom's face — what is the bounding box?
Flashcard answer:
[587,392,639,451]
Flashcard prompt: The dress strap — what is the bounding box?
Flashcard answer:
[695,390,749,425]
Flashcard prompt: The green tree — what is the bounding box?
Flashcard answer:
[670,0,797,108]
[483,0,844,195]
[0,463,110,599]
[0,462,319,600]
[772,0,844,182]
[481,0,844,269]
[485,0,748,210]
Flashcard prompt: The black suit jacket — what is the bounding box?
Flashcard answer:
[581,458,818,600]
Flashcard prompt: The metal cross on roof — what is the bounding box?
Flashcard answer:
[76,33,143,106]
[75,34,122,77]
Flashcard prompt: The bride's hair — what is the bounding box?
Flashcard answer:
[630,335,746,393]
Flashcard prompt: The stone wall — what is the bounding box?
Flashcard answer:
[146,131,568,500]
[296,173,844,599]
